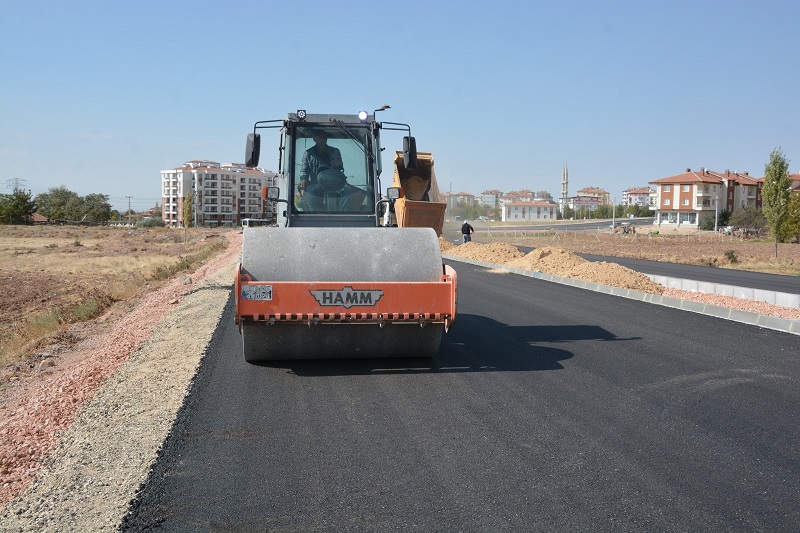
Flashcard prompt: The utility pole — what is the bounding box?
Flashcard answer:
[126,196,133,223]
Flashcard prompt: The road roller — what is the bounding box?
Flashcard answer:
[235,109,457,361]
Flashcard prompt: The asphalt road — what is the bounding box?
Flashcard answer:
[124,262,799,532]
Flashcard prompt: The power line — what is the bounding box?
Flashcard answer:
[5,178,27,190]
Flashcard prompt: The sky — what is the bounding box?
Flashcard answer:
[1,0,798,213]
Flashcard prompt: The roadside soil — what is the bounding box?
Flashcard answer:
[0,229,242,529]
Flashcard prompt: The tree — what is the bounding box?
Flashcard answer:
[729,207,767,235]
[761,148,791,257]
[591,205,611,219]
[83,193,112,223]
[0,188,37,224]
[35,186,81,220]
[779,193,800,243]
[182,193,194,242]
[64,195,86,221]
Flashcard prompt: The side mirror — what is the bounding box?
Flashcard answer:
[265,186,280,200]
[246,133,261,167]
[386,187,401,200]
[403,136,418,170]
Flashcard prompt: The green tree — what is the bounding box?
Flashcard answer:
[561,205,575,220]
[0,188,37,224]
[182,193,194,241]
[593,205,612,219]
[761,148,792,256]
[779,193,800,243]
[83,193,112,223]
[35,186,81,220]
[64,195,85,221]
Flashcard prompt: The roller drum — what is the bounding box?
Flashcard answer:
[240,227,445,361]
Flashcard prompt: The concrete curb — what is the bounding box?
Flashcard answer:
[645,274,800,308]
[442,254,800,336]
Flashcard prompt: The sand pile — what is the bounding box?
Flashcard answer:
[446,243,664,295]
[507,246,585,274]
[445,242,524,263]
[438,236,457,252]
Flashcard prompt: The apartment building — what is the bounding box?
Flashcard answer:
[481,189,503,209]
[622,187,656,207]
[649,168,762,227]
[576,186,610,205]
[442,191,476,211]
[161,161,276,227]
[502,201,557,222]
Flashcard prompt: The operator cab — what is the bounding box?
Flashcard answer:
[291,125,371,214]
[245,110,417,229]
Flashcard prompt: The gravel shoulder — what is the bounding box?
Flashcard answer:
[0,232,242,531]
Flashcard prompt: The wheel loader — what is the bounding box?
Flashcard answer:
[235,109,457,361]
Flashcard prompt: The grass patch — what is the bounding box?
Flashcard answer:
[0,309,62,369]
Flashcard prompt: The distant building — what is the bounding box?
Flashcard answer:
[576,186,610,205]
[161,161,275,227]
[442,191,476,212]
[566,196,601,216]
[622,187,656,208]
[791,172,800,194]
[481,189,503,209]
[649,167,762,227]
[502,201,557,222]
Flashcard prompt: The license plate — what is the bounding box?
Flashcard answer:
[241,285,273,300]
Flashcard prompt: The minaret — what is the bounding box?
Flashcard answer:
[560,163,569,211]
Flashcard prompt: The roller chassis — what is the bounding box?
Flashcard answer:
[237,111,456,361]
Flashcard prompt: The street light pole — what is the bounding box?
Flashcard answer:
[612,197,616,229]
[714,197,718,233]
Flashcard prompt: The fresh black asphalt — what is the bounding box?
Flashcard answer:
[123,262,800,532]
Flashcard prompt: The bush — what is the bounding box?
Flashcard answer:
[136,218,165,227]
[724,250,739,264]
[699,217,715,231]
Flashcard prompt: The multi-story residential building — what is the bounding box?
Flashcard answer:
[161,160,275,227]
[481,189,503,209]
[502,201,557,222]
[622,187,656,207]
[442,191,476,212]
[566,196,601,217]
[576,186,610,205]
[649,167,762,227]
[500,190,535,207]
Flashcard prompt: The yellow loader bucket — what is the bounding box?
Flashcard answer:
[393,151,447,236]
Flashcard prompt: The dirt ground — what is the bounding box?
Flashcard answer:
[0,225,228,376]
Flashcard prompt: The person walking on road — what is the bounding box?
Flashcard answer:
[461,221,474,243]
